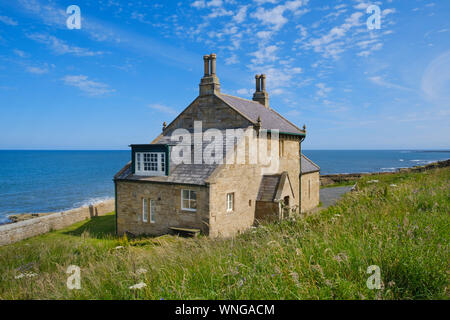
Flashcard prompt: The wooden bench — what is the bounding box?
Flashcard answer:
[169,227,201,237]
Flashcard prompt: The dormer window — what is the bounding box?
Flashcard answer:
[135,152,166,176]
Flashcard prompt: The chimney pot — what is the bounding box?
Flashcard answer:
[203,55,210,76]
[261,74,266,92]
[255,74,261,92]
[210,53,217,75]
[199,53,220,96]
[252,74,269,108]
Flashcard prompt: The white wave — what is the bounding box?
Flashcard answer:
[72,197,114,209]
[410,159,437,164]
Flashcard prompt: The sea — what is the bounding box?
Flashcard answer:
[0,150,449,224]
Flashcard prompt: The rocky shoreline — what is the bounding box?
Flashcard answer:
[320,159,450,186]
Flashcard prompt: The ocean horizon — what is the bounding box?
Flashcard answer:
[0,149,449,223]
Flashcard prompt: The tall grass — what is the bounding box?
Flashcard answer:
[0,168,448,300]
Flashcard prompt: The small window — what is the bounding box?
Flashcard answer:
[142,198,148,223]
[181,189,197,211]
[135,152,166,176]
[308,179,311,200]
[279,140,284,157]
[227,193,234,212]
[150,200,156,223]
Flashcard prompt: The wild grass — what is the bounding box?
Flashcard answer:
[0,168,448,300]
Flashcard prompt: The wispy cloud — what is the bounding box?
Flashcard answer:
[251,0,309,32]
[0,15,18,26]
[26,65,49,74]
[368,76,411,91]
[13,49,28,58]
[148,104,178,115]
[62,75,115,96]
[27,33,105,57]
[316,83,332,98]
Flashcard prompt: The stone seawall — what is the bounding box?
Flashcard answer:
[0,200,115,246]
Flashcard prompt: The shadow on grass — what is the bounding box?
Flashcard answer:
[64,215,115,239]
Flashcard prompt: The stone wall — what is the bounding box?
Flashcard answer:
[207,134,301,237]
[255,201,279,223]
[0,200,115,246]
[208,163,262,238]
[116,181,209,236]
[301,171,320,212]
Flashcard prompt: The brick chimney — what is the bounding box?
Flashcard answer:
[252,74,269,108]
[199,53,221,96]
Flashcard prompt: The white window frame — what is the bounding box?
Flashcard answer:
[181,189,197,212]
[150,199,156,223]
[142,198,148,223]
[227,193,234,212]
[135,152,166,176]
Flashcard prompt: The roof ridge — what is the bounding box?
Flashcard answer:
[215,94,256,125]
[302,153,320,169]
[219,93,260,104]
[220,93,305,134]
[269,108,304,133]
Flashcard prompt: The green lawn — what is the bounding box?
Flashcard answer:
[0,167,449,300]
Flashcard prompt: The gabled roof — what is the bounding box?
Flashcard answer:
[218,94,305,135]
[301,154,320,174]
[257,174,281,201]
[257,172,294,202]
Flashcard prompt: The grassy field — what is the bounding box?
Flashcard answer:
[0,167,449,300]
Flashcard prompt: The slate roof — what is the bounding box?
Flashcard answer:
[218,94,305,135]
[301,154,320,174]
[115,162,217,186]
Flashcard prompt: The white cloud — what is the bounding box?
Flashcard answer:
[0,15,18,26]
[382,8,396,16]
[27,33,105,57]
[316,83,332,97]
[62,75,115,96]
[191,0,206,8]
[233,6,248,23]
[191,0,223,9]
[305,12,364,59]
[13,49,28,58]
[225,54,239,65]
[237,88,252,96]
[358,42,383,57]
[251,0,308,32]
[250,45,279,65]
[207,8,233,18]
[369,76,411,91]
[148,104,178,115]
[26,66,49,74]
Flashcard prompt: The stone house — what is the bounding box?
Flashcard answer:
[114,54,320,238]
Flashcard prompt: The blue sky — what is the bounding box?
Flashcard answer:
[0,0,449,150]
